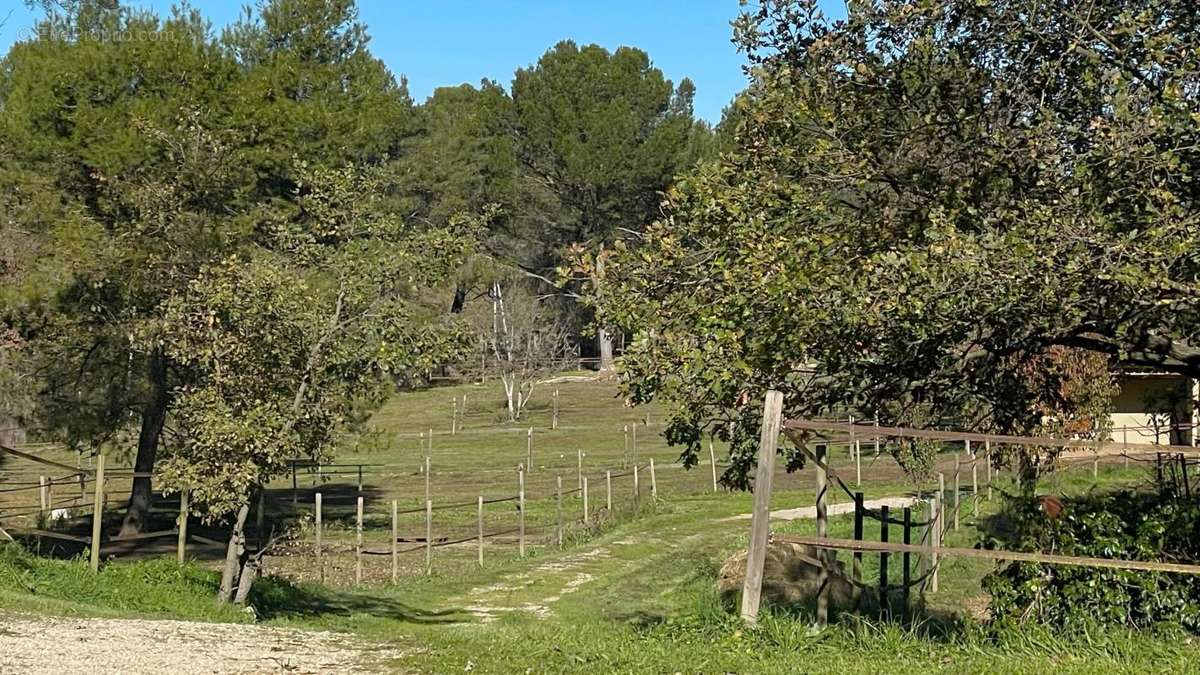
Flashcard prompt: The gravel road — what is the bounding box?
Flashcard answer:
[0,613,401,674]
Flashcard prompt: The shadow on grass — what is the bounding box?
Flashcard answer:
[253,576,473,625]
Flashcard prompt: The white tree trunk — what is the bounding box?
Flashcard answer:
[598,327,615,372]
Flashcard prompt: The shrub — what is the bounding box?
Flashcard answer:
[984,490,1200,631]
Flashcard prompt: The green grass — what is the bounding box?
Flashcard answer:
[3,376,1197,672]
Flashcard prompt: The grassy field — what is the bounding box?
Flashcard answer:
[1,375,1197,672]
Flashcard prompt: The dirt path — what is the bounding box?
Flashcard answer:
[0,613,402,674]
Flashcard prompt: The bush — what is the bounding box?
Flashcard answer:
[984,490,1200,631]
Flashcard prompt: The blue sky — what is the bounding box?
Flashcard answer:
[0,1,846,123]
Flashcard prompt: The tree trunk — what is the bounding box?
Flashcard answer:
[598,327,615,372]
[218,504,251,604]
[120,348,168,536]
[234,557,259,605]
[450,282,468,314]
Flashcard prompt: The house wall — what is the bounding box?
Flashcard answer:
[1111,374,1194,445]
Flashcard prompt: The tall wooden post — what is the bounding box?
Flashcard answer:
[606,470,612,511]
[355,495,364,585]
[552,389,559,429]
[986,440,993,501]
[902,507,912,620]
[649,458,658,501]
[425,499,433,574]
[815,442,829,625]
[477,496,484,567]
[39,475,48,518]
[452,399,458,435]
[518,466,526,557]
[577,449,584,493]
[89,454,106,572]
[177,488,190,564]
[710,440,719,492]
[556,475,564,548]
[583,477,590,524]
[291,462,298,505]
[953,452,961,531]
[315,492,324,583]
[933,474,944,592]
[633,465,640,505]
[874,418,881,457]
[740,390,784,627]
[852,491,864,583]
[879,504,891,620]
[391,500,399,584]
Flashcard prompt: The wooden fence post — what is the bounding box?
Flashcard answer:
[583,477,590,524]
[606,470,612,511]
[710,440,719,492]
[633,465,640,506]
[815,442,829,626]
[315,492,323,584]
[89,454,105,572]
[291,462,298,505]
[953,452,961,531]
[1093,455,1099,479]
[556,475,564,548]
[971,456,979,519]
[477,496,484,567]
[933,474,944,592]
[740,389,784,627]
[986,440,993,501]
[39,475,48,518]
[527,427,534,471]
[874,418,881,457]
[452,398,458,435]
[425,499,433,575]
[902,507,912,621]
[577,449,583,493]
[518,466,526,558]
[355,495,364,585]
[852,492,864,583]
[649,458,658,501]
[177,488,190,564]
[391,500,399,584]
[552,389,560,429]
[880,504,890,621]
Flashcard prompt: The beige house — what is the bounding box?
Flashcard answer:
[1111,370,1195,446]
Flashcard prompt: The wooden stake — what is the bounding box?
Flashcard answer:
[391,500,399,583]
[1093,455,1099,478]
[880,504,890,620]
[583,477,590,524]
[933,474,944,592]
[633,465,640,505]
[452,399,458,435]
[425,499,433,574]
[953,452,961,531]
[649,458,658,500]
[315,492,323,584]
[740,389,784,627]
[477,496,484,567]
[815,442,829,625]
[902,507,912,620]
[632,425,638,466]
[556,475,564,548]
[552,389,559,429]
[89,454,105,572]
[577,448,583,493]
[518,466,526,557]
[39,475,48,518]
[874,418,881,457]
[852,491,863,583]
[606,470,612,511]
[709,440,719,492]
[177,488,190,564]
[355,495,364,585]
[291,462,298,505]
[527,427,533,471]
[986,440,993,501]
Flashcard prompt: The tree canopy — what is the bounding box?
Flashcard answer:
[593,0,1199,485]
